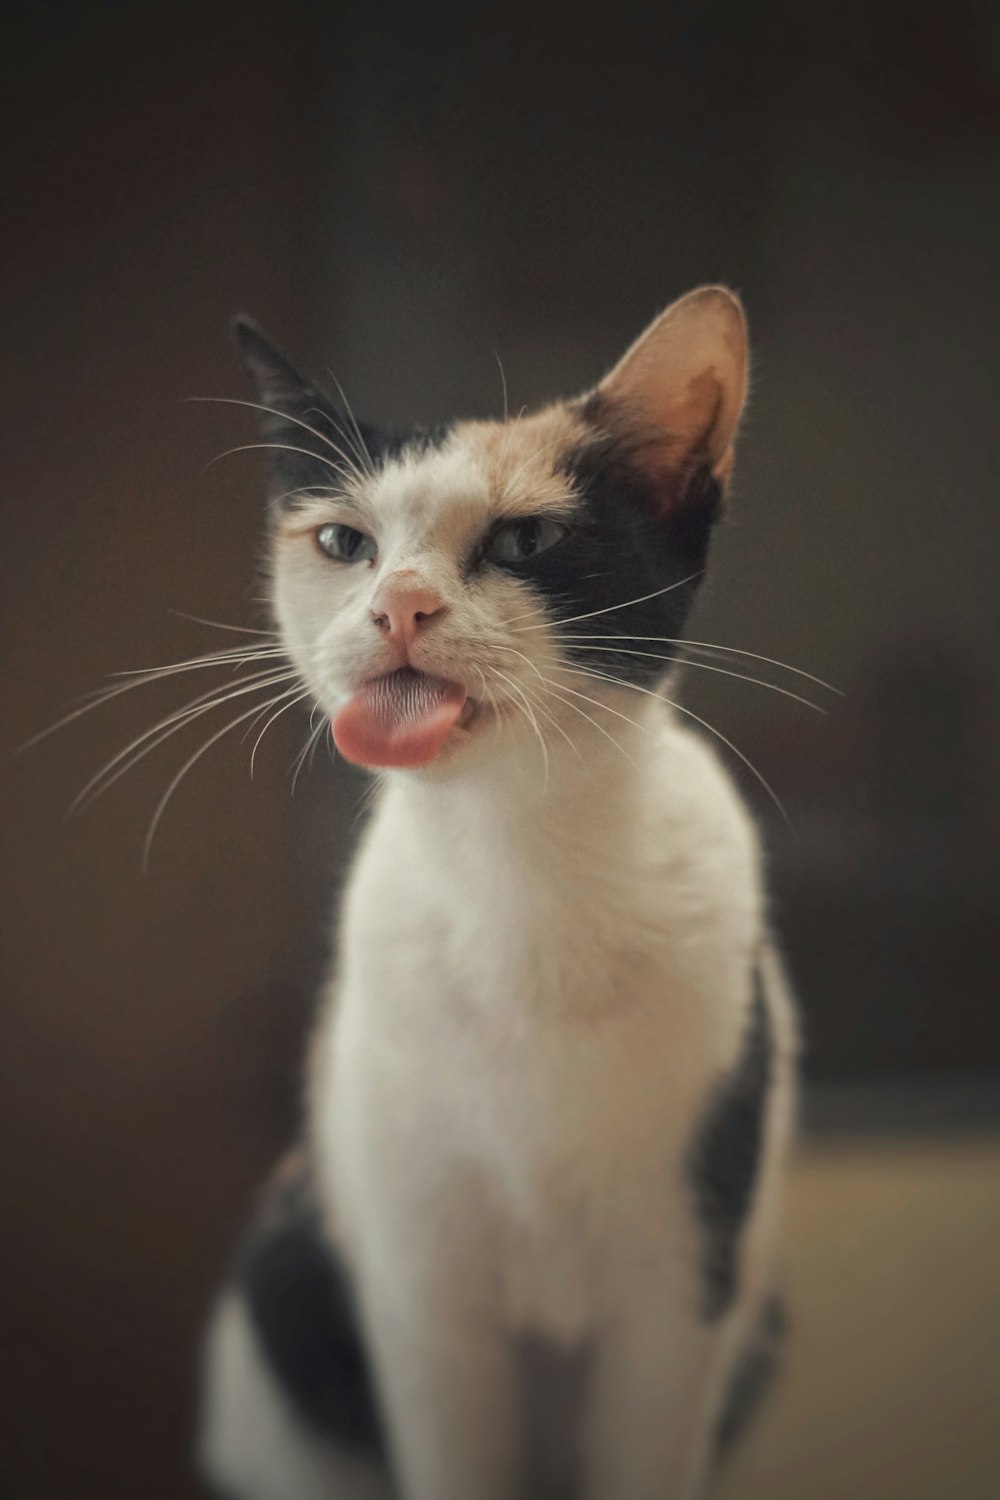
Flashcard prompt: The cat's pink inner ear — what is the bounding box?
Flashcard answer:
[595,286,749,493]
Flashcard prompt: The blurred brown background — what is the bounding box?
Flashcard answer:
[3,2,999,1497]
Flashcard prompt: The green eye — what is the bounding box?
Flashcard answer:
[486,516,567,565]
[316,523,377,564]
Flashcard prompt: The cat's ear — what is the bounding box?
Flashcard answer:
[231,316,361,504]
[585,286,749,504]
[232,315,317,414]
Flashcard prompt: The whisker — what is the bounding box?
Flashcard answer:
[513,676,584,761]
[17,647,288,754]
[109,646,285,679]
[486,665,550,790]
[534,679,641,770]
[494,351,509,428]
[249,689,312,779]
[268,484,339,510]
[508,572,703,631]
[547,633,841,696]
[167,609,275,637]
[536,673,653,738]
[301,407,372,487]
[188,396,367,487]
[71,669,300,812]
[204,441,356,488]
[565,644,825,713]
[141,693,298,870]
[309,721,332,774]
[291,714,329,793]
[323,370,377,481]
[489,645,584,760]
[494,352,519,476]
[558,663,791,829]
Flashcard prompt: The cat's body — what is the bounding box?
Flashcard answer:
[199,288,799,1500]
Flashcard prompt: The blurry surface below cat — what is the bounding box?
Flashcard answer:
[719,1139,1000,1500]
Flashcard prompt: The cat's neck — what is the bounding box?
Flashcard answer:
[379,688,668,872]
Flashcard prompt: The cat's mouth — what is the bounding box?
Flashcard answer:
[331,666,476,769]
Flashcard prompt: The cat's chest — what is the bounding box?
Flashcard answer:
[322,980,715,1343]
[319,783,757,1329]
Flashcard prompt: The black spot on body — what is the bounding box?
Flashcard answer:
[687,969,772,1321]
[234,1157,383,1453]
[713,1293,787,1460]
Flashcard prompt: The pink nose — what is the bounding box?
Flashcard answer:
[371,577,448,646]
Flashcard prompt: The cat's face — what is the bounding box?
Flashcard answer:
[237,288,748,774]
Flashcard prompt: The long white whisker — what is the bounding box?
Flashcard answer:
[323,370,377,480]
[310,721,332,774]
[167,609,275,637]
[249,690,312,778]
[291,714,329,793]
[495,351,509,428]
[535,679,641,770]
[302,414,372,487]
[565,644,825,713]
[110,646,286,679]
[487,666,550,790]
[489,646,584,759]
[508,572,702,631]
[489,641,548,686]
[559,663,791,829]
[141,695,295,870]
[547,633,841,696]
[188,396,367,487]
[513,676,584,761]
[536,674,654,738]
[71,669,300,812]
[205,441,356,487]
[17,647,288,754]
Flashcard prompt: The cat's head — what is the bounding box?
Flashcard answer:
[235,287,748,776]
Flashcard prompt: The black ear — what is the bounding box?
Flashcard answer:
[233,315,316,412]
[231,316,368,507]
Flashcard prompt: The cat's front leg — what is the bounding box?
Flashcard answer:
[359,1271,520,1500]
[582,1277,723,1500]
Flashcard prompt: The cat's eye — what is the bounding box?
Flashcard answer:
[485,516,568,566]
[315,523,377,564]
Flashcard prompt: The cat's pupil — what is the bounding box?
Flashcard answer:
[338,526,361,558]
[516,520,540,557]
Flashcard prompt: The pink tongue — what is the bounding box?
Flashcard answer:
[332,668,467,769]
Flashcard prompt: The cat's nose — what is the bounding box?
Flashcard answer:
[370,575,448,646]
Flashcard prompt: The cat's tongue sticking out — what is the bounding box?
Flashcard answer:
[332,668,469,769]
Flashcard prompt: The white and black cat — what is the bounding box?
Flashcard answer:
[199,287,799,1500]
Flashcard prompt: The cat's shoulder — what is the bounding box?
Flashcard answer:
[655,712,760,840]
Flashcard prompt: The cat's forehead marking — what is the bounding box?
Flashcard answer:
[367,403,587,535]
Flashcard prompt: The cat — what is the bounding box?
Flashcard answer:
[198,286,799,1500]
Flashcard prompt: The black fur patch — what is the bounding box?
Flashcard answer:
[488,426,721,686]
[687,970,773,1321]
[713,1294,787,1459]
[257,396,453,515]
[234,1158,384,1453]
